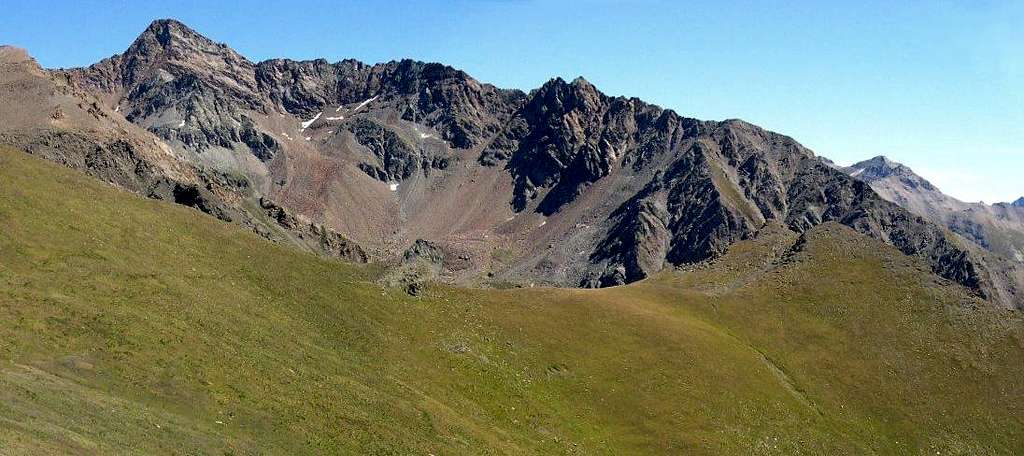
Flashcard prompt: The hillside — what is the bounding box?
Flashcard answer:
[3,147,1024,454]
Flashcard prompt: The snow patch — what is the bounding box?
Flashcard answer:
[412,125,434,139]
[301,112,322,129]
[325,115,344,121]
[281,132,292,141]
[538,220,547,227]
[388,182,399,192]
[114,105,120,112]
[304,136,311,141]
[352,95,378,113]
[177,120,185,128]
[851,168,865,177]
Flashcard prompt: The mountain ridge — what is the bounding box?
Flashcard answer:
[844,155,1024,266]
[3,18,1021,308]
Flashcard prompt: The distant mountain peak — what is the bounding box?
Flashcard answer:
[570,75,593,87]
[865,154,894,165]
[532,75,606,111]
[851,155,902,173]
[142,18,191,35]
[1012,197,1024,207]
[130,18,215,53]
[844,155,932,187]
[104,18,260,103]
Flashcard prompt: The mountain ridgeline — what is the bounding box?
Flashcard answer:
[2,19,1021,308]
[843,156,1024,275]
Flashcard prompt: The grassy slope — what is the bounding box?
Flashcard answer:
[1,146,1023,455]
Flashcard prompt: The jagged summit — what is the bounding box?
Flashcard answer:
[0,45,33,64]
[861,155,895,166]
[123,18,248,71]
[135,18,204,46]
[569,75,596,88]
[1011,197,1024,207]
[847,155,909,177]
[844,155,939,192]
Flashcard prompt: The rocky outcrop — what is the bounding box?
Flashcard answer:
[348,118,450,181]
[258,198,367,263]
[592,130,991,301]
[476,79,1013,303]
[402,239,445,268]
[481,77,665,213]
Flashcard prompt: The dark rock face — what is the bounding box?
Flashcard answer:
[469,76,991,297]
[169,182,234,222]
[258,198,367,263]
[481,77,661,213]
[348,118,449,182]
[256,58,526,150]
[398,239,447,296]
[587,193,671,287]
[578,120,992,298]
[1,130,168,195]
[67,20,524,166]
[1012,197,1024,208]
[947,214,991,249]
[403,239,446,267]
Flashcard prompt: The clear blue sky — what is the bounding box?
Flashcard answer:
[3,0,1021,203]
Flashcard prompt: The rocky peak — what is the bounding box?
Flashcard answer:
[0,46,34,66]
[0,46,50,84]
[845,155,936,191]
[1011,197,1024,207]
[848,155,903,177]
[120,19,257,92]
[478,76,621,212]
[132,19,204,50]
[529,76,606,114]
[127,19,246,66]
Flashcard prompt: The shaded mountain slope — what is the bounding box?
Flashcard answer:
[3,148,1024,454]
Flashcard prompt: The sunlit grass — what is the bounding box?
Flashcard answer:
[1,147,1022,454]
